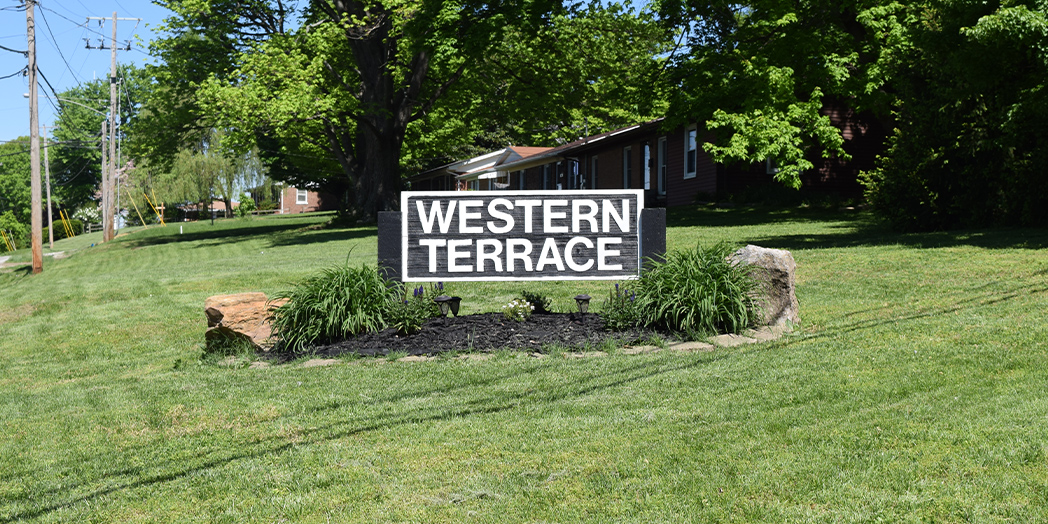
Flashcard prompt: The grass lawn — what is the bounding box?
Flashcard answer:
[2,208,1047,522]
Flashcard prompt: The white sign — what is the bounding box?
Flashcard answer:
[401,190,643,281]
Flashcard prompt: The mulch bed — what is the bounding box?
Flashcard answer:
[282,313,660,359]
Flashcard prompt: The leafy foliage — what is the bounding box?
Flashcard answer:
[147,1,670,217]
[520,290,553,314]
[51,64,151,211]
[390,284,440,336]
[235,192,256,218]
[861,0,1048,229]
[600,283,643,331]
[656,0,885,187]
[271,264,400,351]
[633,243,760,337]
[501,299,535,322]
[0,211,27,252]
[0,138,32,228]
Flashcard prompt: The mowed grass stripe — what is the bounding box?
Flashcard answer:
[1,209,1046,522]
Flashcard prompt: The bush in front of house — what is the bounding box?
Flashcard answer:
[631,243,761,338]
[236,193,257,218]
[272,264,401,351]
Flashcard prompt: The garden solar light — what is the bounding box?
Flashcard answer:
[574,294,591,322]
[448,296,462,317]
[433,295,452,324]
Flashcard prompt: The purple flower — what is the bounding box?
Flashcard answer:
[630,291,636,302]
[615,283,620,296]
[437,281,444,292]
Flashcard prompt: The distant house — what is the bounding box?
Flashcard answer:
[279,185,339,214]
[408,110,883,207]
[407,147,552,192]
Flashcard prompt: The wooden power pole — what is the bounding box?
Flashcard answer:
[43,125,53,249]
[86,12,138,242]
[26,0,43,274]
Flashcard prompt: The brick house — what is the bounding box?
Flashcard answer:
[279,185,339,214]
[409,107,884,207]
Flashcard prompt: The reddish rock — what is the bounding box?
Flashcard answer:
[204,293,287,351]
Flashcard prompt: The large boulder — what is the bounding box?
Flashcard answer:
[204,292,287,351]
[730,245,800,328]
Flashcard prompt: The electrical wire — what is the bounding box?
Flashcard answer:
[0,67,27,80]
[35,67,62,114]
[37,3,87,85]
[38,5,149,56]
[0,43,27,55]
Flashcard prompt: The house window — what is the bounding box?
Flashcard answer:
[684,125,697,179]
[296,188,308,205]
[657,136,668,196]
[643,143,652,191]
[590,156,598,189]
[622,146,632,189]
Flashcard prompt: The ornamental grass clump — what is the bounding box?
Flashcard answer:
[633,243,761,337]
[272,264,400,351]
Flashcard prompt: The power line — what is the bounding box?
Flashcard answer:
[37,3,87,86]
[0,67,27,80]
[38,5,149,56]
[35,67,62,114]
[0,43,27,55]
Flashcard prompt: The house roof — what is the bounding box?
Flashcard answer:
[495,118,665,172]
[407,146,554,183]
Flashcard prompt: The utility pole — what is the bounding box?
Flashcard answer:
[115,80,121,234]
[85,13,139,242]
[26,0,43,274]
[43,124,54,249]
[101,119,107,235]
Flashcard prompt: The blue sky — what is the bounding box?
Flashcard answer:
[0,0,173,143]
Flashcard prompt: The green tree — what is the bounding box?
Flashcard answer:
[655,0,899,188]
[146,0,668,219]
[48,64,152,213]
[0,138,32,224]
[861,0,1048,228]
[0,138,34,248]
[401,1,673,172]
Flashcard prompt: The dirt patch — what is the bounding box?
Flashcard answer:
[281,312,659,360]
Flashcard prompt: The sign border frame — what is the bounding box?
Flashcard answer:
[400,189,645,282]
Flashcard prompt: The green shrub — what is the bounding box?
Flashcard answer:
[600,283,643,331]
[272,264,400,351]
[0,211,27,253]
[520,289,553,314]
[236,193,257,218]
[501,299,534,322]
[43,218,83,241]
[633,243,760,337]
[391,284,440,335]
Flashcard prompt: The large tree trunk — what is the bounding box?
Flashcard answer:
[355,123,403,215]
[332,0,428,219]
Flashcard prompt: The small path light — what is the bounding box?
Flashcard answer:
[574,294,591,324]
[448,296,462,317]
[434,295,452,325]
